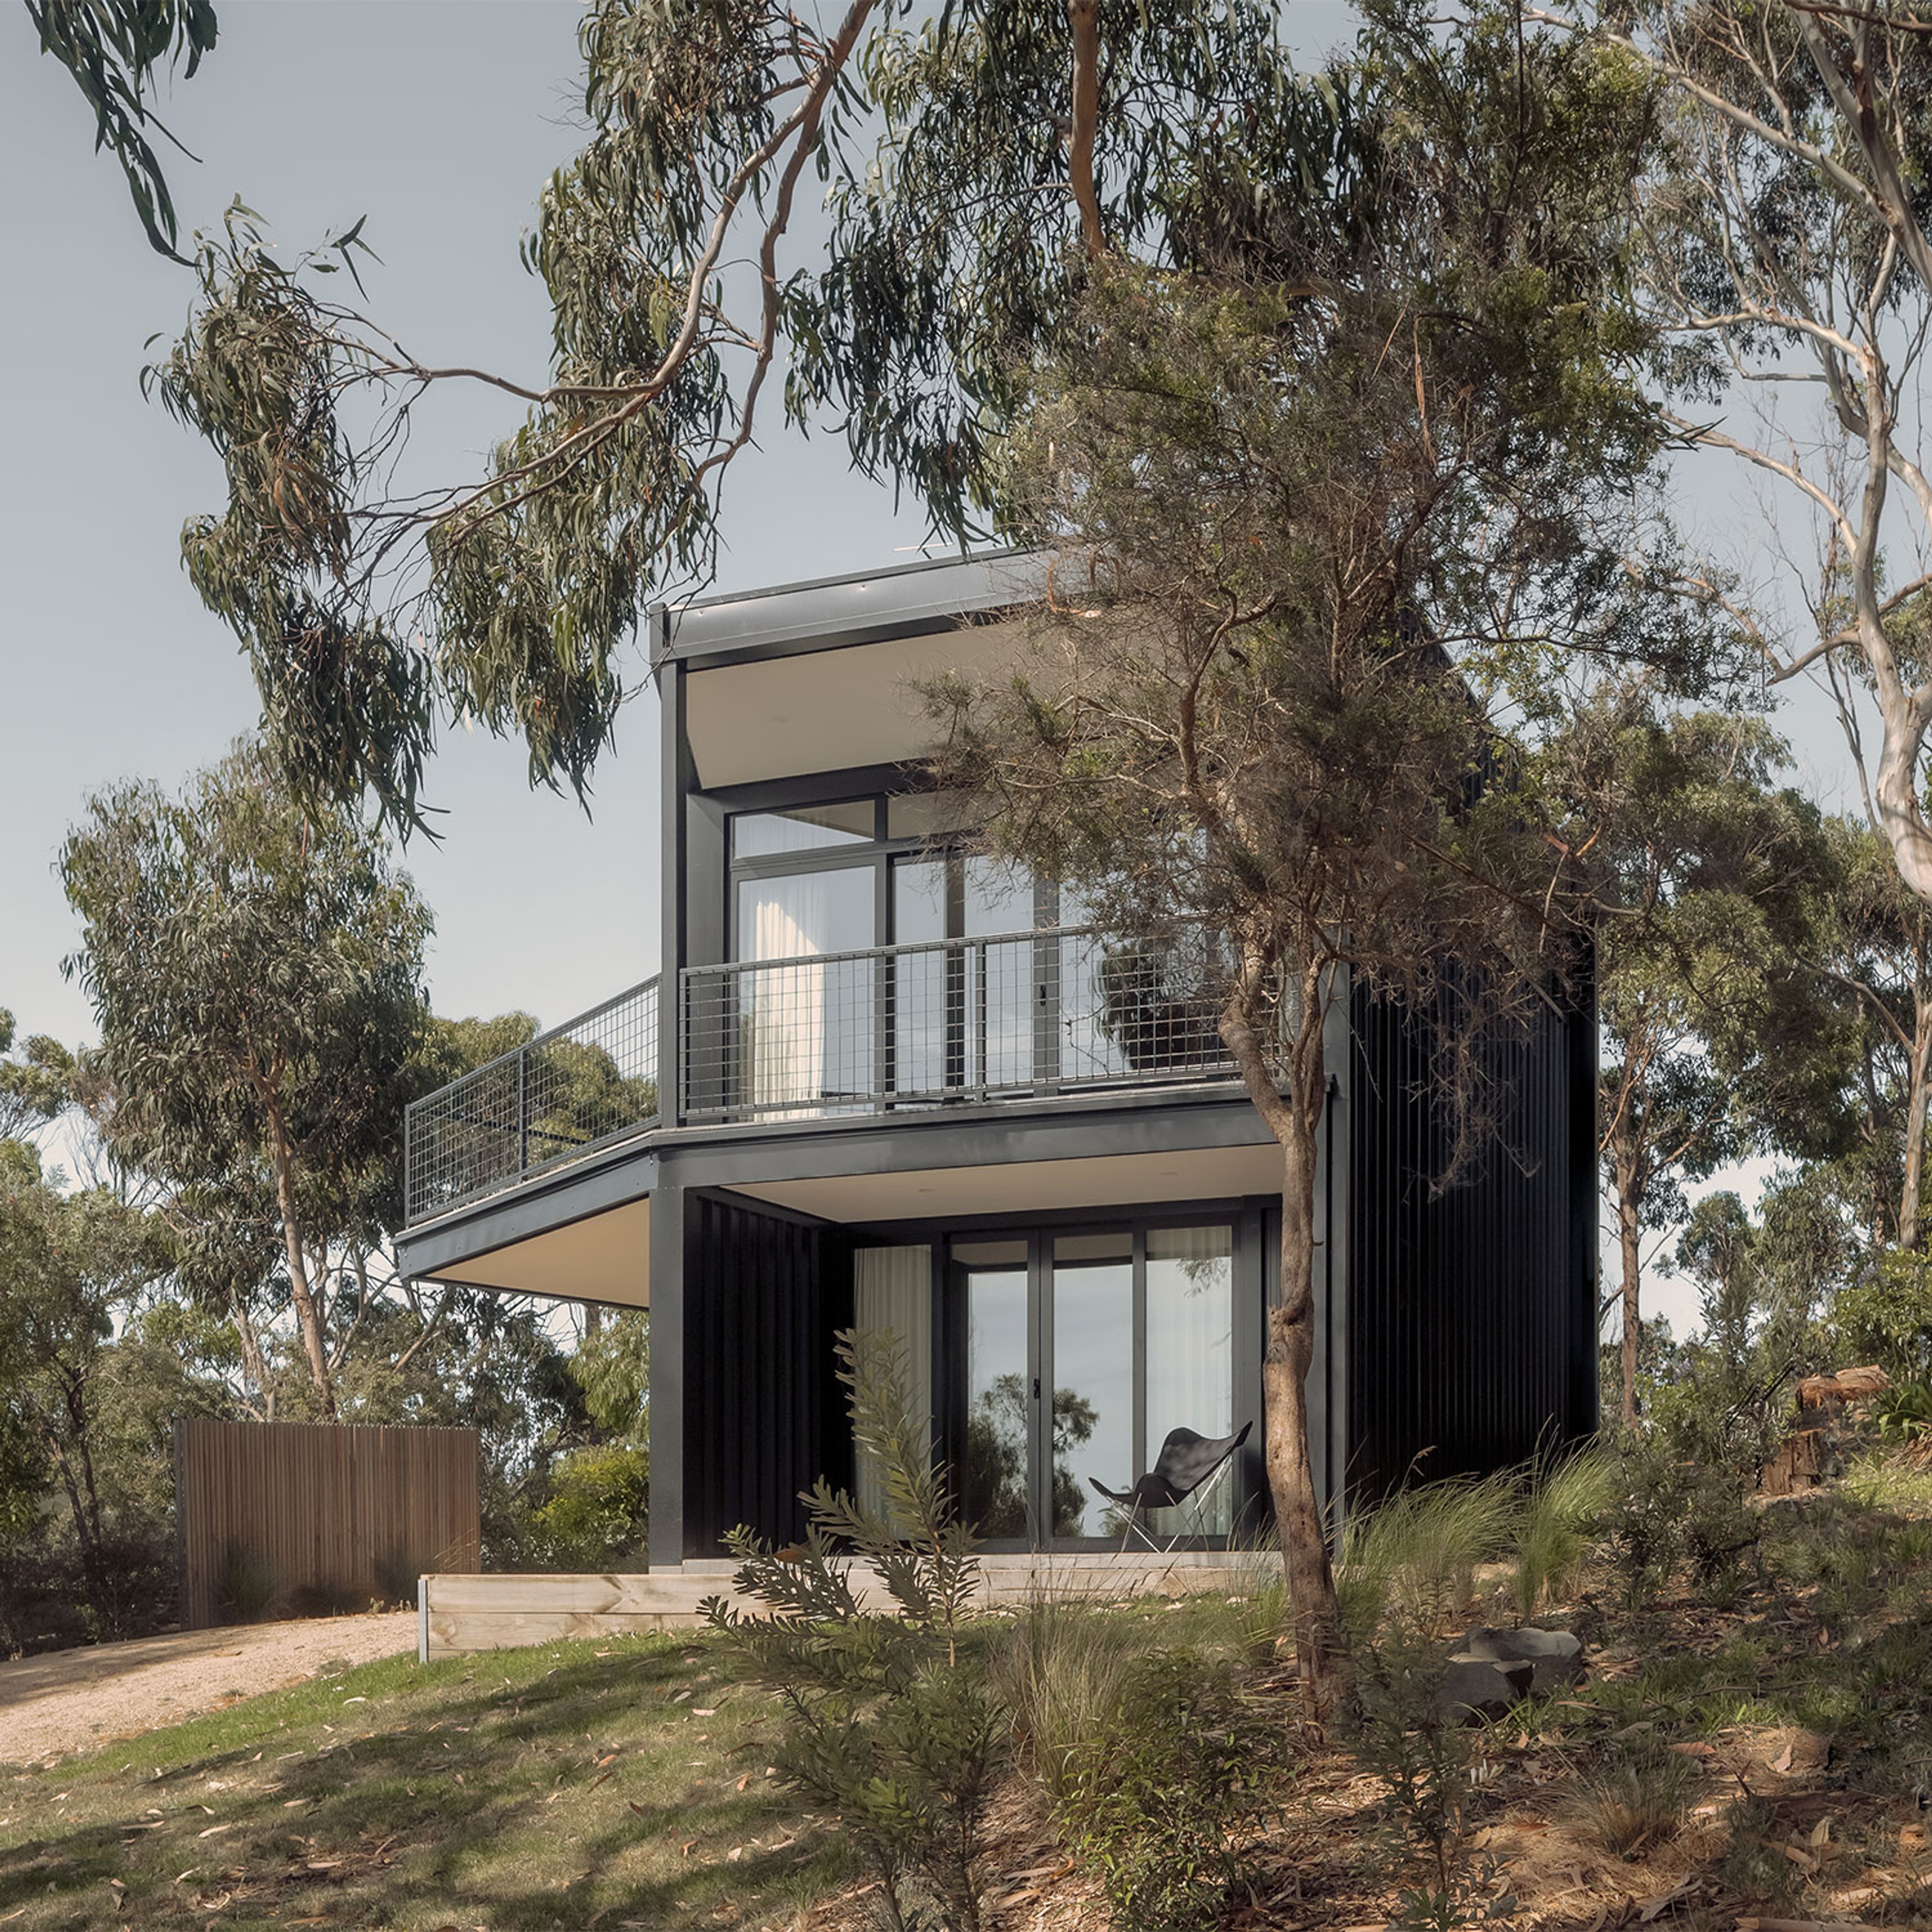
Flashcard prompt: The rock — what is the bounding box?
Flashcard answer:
[1459,1624,1585,1692]
[1435,1654,1534,1723]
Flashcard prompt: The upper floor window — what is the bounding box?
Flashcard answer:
[731,799,877,858]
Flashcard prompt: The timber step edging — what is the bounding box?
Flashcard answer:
[418,1558,1271,1658]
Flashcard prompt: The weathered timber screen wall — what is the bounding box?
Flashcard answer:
[176,1420,481,1630]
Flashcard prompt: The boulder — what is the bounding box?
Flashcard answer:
[1435,1654,1535,1723]
[1459,1625,1585,1692]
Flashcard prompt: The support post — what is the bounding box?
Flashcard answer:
[648,1178,688,1571]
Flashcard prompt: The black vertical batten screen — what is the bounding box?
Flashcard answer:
[1345,968,1596,1502]
[682,1192,854,1556]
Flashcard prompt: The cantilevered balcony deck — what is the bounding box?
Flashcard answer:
[405,976,662,1226]
[403,929,1238,1227]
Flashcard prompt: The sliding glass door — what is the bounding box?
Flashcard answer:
[944,1222,1241,1547]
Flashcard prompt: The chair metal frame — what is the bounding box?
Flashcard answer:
[1089,1420,1253,1554]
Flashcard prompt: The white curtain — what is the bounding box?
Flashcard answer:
[747,881,827,1117]
[853,1246,934,1522]
[740,866,872,1116]
[1145,1226,1236,1535]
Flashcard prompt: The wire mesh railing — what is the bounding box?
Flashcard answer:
[680,927,1233,1125]
[405,976,660,1224]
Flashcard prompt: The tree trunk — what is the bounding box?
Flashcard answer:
[1267,1099,1340,1715]
[262,1092,336,1420]
[1902,996,1932,1252]
[230,1296,270,1402]
[1066,0,1103,259]
[1222,968,1340,1717]
[1608,1111,1645,1430]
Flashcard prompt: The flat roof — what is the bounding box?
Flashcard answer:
[654,550,1044,669]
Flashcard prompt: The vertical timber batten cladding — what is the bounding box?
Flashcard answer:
[681,1190,855,1558]
[175,1420,480,1629]
[1345,970,1599,1501]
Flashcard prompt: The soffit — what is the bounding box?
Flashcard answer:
[684,620,1030,788]
[727,1143,1284,1224]
[426,1195,652,1310]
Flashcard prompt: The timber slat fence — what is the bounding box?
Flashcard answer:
[176,1420,480,1629]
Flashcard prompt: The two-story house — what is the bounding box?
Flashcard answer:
[395,553,1599,1574]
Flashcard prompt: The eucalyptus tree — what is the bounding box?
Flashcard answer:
[923,4,1684,1707]
[1800,817,1932,1251]
[0,1009,71,1145]
[1536,0,1932,916]
[59,740,435,1420]
[26,0,218,257]
[147,1,1342,826]
[0,1139,185,1628]
[1547,698,1844,1428]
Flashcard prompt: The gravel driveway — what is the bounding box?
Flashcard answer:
[0,1611,416,1767]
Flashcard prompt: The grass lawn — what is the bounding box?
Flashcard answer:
[10,1454,1932,1931]
[0,1630,849,1931]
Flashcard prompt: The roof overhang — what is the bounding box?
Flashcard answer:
[729,1142,1284,1224]
[682,617,1031,789]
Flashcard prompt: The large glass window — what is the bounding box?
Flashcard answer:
[1050,1232,1134,1537]
[735,865,876,1112]
[720,791,1069,1112]
[732,799,875,857]
[891,855,1038,1096]
[1144,1226,1236,1537]
[947,1222,1243,1547]
[958,1239,1031,1540]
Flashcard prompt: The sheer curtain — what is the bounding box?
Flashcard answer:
[739,866,872,1115]
[853,1246,934,1521]
[1144,1225,1236,1536]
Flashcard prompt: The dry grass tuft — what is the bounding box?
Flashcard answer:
[1571,1748,1701,1860]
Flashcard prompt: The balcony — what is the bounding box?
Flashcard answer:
[406,977,661,1224]
[680,926,1231,1124]
[403,930,1236,1225]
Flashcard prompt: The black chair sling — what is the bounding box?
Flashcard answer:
[1087,1419,1252,1553]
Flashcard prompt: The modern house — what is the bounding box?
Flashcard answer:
[395,553,1599,1574]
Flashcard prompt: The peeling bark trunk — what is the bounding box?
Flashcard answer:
[1066,0,1103,259]
[1223,968,1339,1717]
[1266,1099,1339,1713]
[1902,999,1932,1252]
[1614,1138,1643,1431]
[230,1297,269,1401]
[262,1091,336,1420]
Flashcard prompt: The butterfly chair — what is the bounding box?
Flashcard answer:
[1088,1419,1253,1554]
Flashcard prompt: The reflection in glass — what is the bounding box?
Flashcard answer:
[890,858,1037,1097]
[1145,1226,1236,1537]
[735,864,875,1113]
[966,860,1034,1084]
[732,800,875,857]
[1050,1240,1133,1536]
[893,858,949,1096]
[962,1263,1030,1539]
[887,790,979,840]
